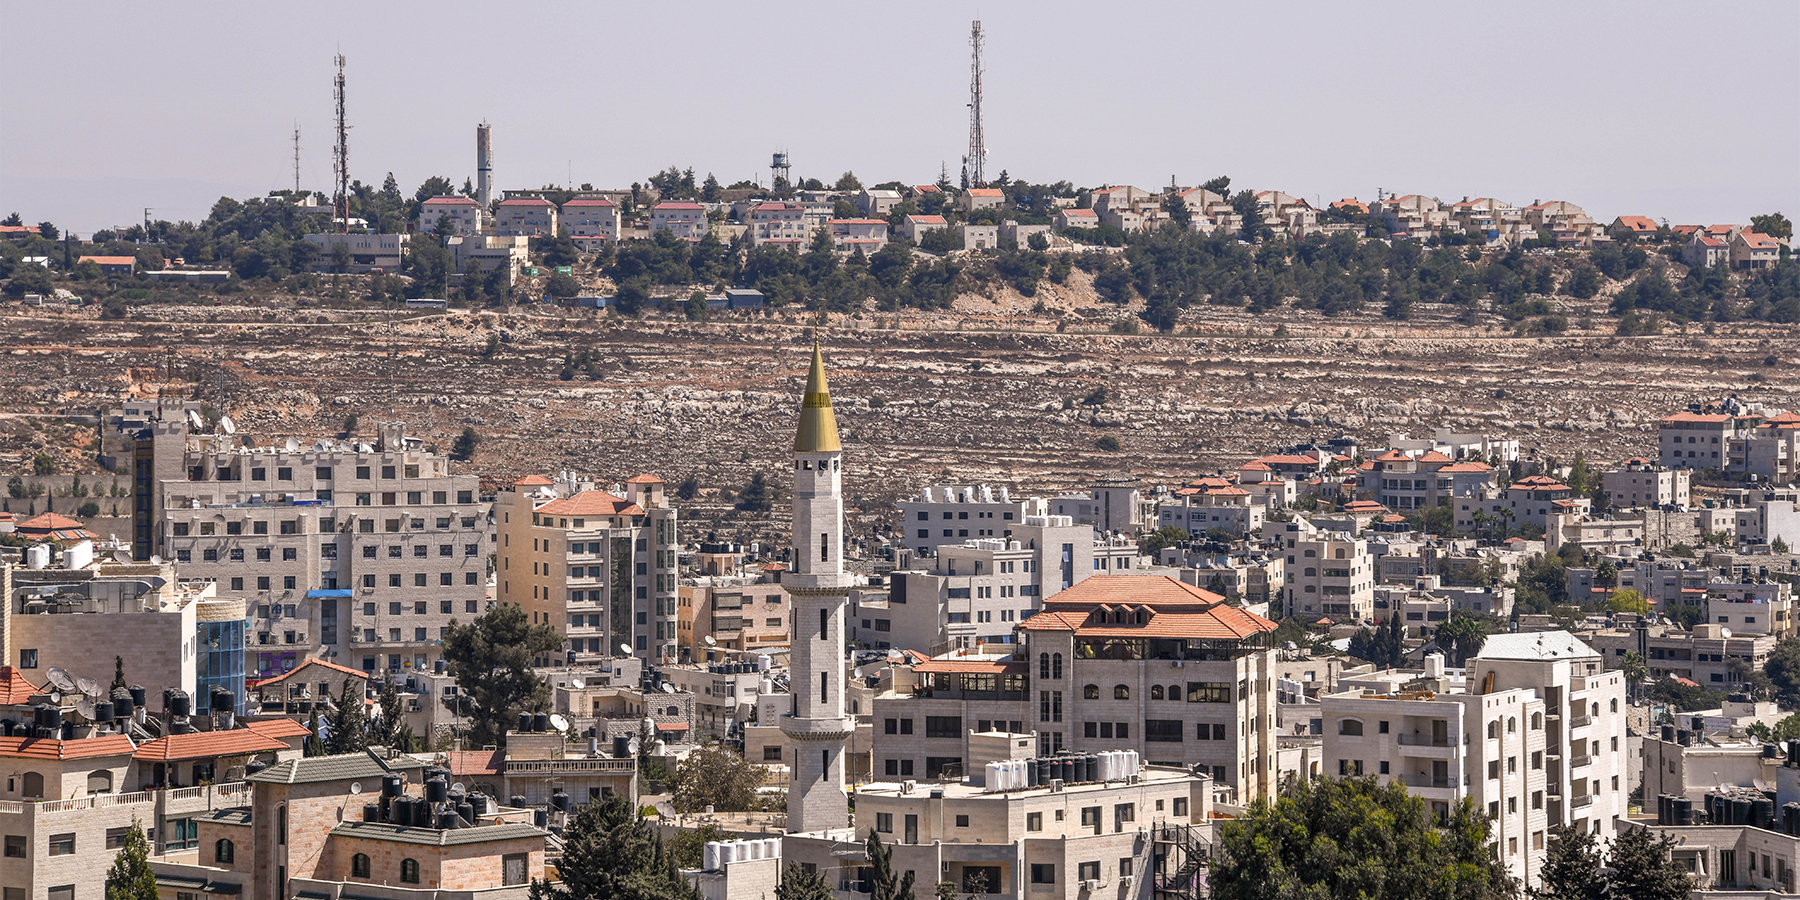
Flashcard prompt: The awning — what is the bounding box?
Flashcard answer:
[306,589,353,598]
[657,722,690,732]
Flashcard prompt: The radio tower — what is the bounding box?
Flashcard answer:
[292,123,302,195]
[962,19,986,189]
[332,53,350,234]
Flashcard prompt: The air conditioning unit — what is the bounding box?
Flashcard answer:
[1079,880,1099,892]
[1050,779,1064,793]
[900,780,916,794]
[1119,876,1135,890]
[1171,660,1184,668]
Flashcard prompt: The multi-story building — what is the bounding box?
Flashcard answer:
[495,196,557,237]
[301,233,408,273]
[1661,410,1756,470]
[748,202,809,250]
[1277,518,1376,622]
[869,574,1280,803]
[418,195,483,235]
[1729,413,1800,485]
[1707,576,1795,637]
[1732,489,1800,549]
[961,187,1005,211]
[827,218,888,252]
[897,483,1042,556]
[856,188,903,216]
[1587,621,1773,686]
[448,233,530,282]
[898,214,947,242]
[1052,477,1155,536]
[562,197,621,249]
[681,570,790,656]
[872,517,1133,652]
[1626,736,1800,893]
[651,201,708,241]
[133,404,490,678]
[776,749,1215,900]
[1503,475,1590,529]
[1323,630,1628,889]
[495,472,679,665]
[1156,485,1265,536]
[1602,457,1691,509]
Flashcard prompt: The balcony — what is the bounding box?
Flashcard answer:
[1397,734,1450,747]
[1570,755,1593,769]
[1568,715,1591,728]
[1570,794,1594,809]
[1401,775,1455,789]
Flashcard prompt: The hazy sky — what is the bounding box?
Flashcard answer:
[4,1,1796,234]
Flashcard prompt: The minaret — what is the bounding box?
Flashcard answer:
[781,342,855,834]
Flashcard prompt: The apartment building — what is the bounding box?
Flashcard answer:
[961,188,1005,211]
[898,214,947,242]
[301,233,408,273]
[1156,485,1265,535]
[1588,622,1773,686]
[447,233,530,282]
[1157,545,1284,608]
[561,197,621,249]
[1053,477,1156,535]
[418,195,483,235]
[494,473,679,665]
[1277,518,1376,622]
[681,571,790,656]
[494,197,557,237]
[1054,208,1098,230]
[1323,631,1627,889]
[1502,475,1591,529]
[856,189,903,216]
[1732,489,1800,549]
[869,575,1280,803]
[1730,414,1800,485]
[1628,738,1800,893]
[1602,457,1691,509]
[1706,576,1795,637]
[897,483,1042,556]
[747,202,809,250]
[1371,195,1448,238]
[1660,411,1755,470]
[134,404,490,679]
[871,518,1139,652]
[827,218,889,252]
[779,748,1214,900]
[650,201,708,241]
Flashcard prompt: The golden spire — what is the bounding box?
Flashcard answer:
[794,341,842,454]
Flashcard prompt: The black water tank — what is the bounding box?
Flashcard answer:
[389,796,411,825]
[1661,724,1675,741]
[1733,796,1753,826]
[128,685,147,708]
[458,801,475,826]
[245,760,268,776]
[519,712,533,733]
[1083,755,1098,783]
[1035,759,1051,784]
[169,717,191,735]
[1756,797,1776,829]
[614,736,631,758]
[416,799,434,828]
[437,810,461,830]
[511,795,528,809]
[169,690,191,716]
[1657,794,1670,825]
[426,777,448,803]
[112,692,133,720]
[211,688,234,713]
[363,803,380,822]
[382,773,404,797]
[533,712,550,733]
[1677,797,1693,825]
[93,701,113,723]
[534,808,549,828]
[551,790,570,812]
[1677,729,1690,746]
[470,794,489,817]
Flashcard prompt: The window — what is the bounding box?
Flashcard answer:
[955,814,970,827]
[926,716,962,739]
[1079,862,1100,881]
[876,812,893,833]
[1144,720,1183,742]
[49,832,75,855]
[215,838,235,863]
[1338,719,1363,736]
[352,853,371,878]
[1173,796,1188,816]
[18,649,36,669]
[1027,812,1043,832]
[400,857,420,883]
[1083,684,1100,700]
[1114,684,1130,700]
[1030,864,1056,885]
[3,835,24,857]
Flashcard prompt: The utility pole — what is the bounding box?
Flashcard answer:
[333,53,350,234]
[963,20,986,189]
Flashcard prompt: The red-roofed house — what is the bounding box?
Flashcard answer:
[962,187,1005,211]
[650,201,708,242]
[1054,207,1098,230]
[1157,482,1266,535]
[1681,232,1731,269]
[749,201,808,249]
[134,727,298,787]
[1609,215,1658,241]
[828,218,889,252]
[900,214,948,241]
[1659,411,1749,469]
[1730,231,1781,271]
[14,511,95,544]
[419,196,483,235]
[496,196,558,236]
[563,197,621,248]
[872,574,1279,799]
[1505,477,1589,528]
[78,255,137,276]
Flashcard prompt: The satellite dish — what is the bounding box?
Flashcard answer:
[627,735,641,754]
[187,410,205,429]
[619,644,633,656]
[284,437,299,452]
[549,714,570,732]
[220,415,236,435]
[349,782,363,795]
[45,667,77,694]
[76,699,95,720]
[1721,627,1733,639]
[660,683,676,694]
[75,675,102,698]
[703,635,717,647]
[570,679,584,690]
[886,649,902,662]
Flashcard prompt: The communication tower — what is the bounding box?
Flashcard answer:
[333,53,351,233]
[771,151,792,188]
[962,20,987,189]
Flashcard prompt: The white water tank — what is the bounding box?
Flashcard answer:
[704,842,721,870]
[26,544,50,570]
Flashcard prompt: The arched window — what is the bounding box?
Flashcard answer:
[352,853,371,878]
[1591,702,1600,718]
[1507,717,1516,733]
[277,805,287,845]
[1531,713,1543,730]
[1114,685,1130,700]
[1304,567,1317,577]
[215,839,234,864]
[87,769,113,794]
[1150,685,1164,700]
[1610,699,1618,713]
[1168,685,1182,700]
[20,772,42,799]
[1040,653,1050,679]
[1052,653,1063,679]
[401,858,421,884]
[1487,721,1500,739]
[1083,684,1100,700]
[1338,719,1363,736]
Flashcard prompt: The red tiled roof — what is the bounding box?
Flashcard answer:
[498,198,553,207]
[655,722,690,732]
[1374,450,1411,462]
[562,198,617,207]
[1737,232,1779,249]
[829,219,888,226]
[1238,462,1272,471]
[0,734,136,761]
[514,475,555,486]
[1671,225,1701,236]
[1614,216,1656,232]
[914,658,1029,675]
[134,728,288,762]
[536,491,644,518]
[0,667,42,705]
[908,215,947,224]
[1661,412,1732,423]
[244,718,313,739]
[1207,486,1250,496]
[1019,576,1276,640]
[17,512,85,531]
[654,202,705,211]
[624,474,665,484]
[447,748,505,778]
[255,658,368,687]
[1438,462,1493,474]
[423,196,478,206]
[967,189,1004,197]
[79,256,136,266]
[1418,450,1455,463]
[1060,208,1098,218]
[1344,501,1386,512]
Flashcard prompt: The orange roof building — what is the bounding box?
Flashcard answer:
[14,511,96,544]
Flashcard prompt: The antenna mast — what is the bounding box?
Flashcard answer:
[333,53,350,234]
[292,123,302,195]
[963,20,986,189]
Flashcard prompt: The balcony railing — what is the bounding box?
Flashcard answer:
[1397,734,1451,747]
[1569,715,1592,728]
[1401,775,1454,789]
[1570,755,1593,769]
[1571,794,1594,808]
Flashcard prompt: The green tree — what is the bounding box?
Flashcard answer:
[667,823,731,868]
[685,290,709,321]
[1528,824,1605,900]
[1750,212,1792,240]
[304,707,326,757]
[1163,193,1192,229]
[33,452,56,475]
[111,655,128,691]
[1760,636,1800,708]
[547,271,580,299]
[441,603,565,749]
[1211,775,1514,900]
[777,864,836,900]
[325,679,368,754]
[1619,651,1648,702]
[868,831,917,900]
[1141,525,1190,556]
[735,472,775,513]
[674,474,700,501]
[452,427,480,461]
[6,476,23,499]
[1095,435,1121,452]
[835,171,864,192]
[1434,612,1490,667]
[668,743,767,813]
[1604,827,1692,900]
[536,793,698,900]
[104,819,158,900]
[1606,589,1648,615]
[38,221,58,240]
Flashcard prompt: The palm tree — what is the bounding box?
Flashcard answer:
[1620,651,1648,702]
[1435,614,1489,667]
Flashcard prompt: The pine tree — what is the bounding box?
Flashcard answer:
[776,864,836,900]
[868,831,917,900]
[1529,824,1606,900]
[304,707,326,757]
[1605,827,1692,900]
[325,680,367,754]
[111,655,128,691]
[104,819,158,900]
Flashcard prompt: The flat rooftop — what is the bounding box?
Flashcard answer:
[854,764,1200,802]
